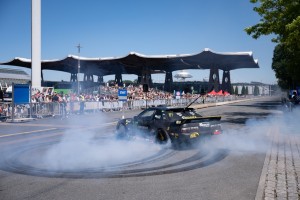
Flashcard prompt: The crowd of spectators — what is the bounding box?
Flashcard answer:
[28,84,176,104]
[0,84,209,118]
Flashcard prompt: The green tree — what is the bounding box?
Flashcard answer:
[245,0,300,89]
[234,86,239,95]
[245,86,249,95]
[253,86,257,96]
[254,85,260,96]
[123,80,133,84]
[272,44,294,89]
[241,86,246,95]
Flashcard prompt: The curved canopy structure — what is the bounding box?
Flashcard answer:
[0,48,259,92]
[1,48,258,75]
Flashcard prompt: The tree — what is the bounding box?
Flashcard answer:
[245,86,249,95]
[254,85,260,96]
[123,80,133,84]
[241,86,246,95]
[245,0,300,41]
[245,0,300,89]
[234,86,239,95]
[272,44,294,89]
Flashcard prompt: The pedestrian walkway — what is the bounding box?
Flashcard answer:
[256,132,300,200]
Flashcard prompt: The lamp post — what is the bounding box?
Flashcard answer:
[76,43,82,94]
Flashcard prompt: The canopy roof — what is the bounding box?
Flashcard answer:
[0,48,259,76]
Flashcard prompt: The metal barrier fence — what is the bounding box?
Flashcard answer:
[0,95,244,120]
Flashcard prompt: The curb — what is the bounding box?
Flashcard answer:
[255,135,273,200]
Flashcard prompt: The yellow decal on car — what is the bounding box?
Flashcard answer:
[190,132,199,138]
[182,116,198,119]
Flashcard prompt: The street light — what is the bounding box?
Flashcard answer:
[76,43,82,94]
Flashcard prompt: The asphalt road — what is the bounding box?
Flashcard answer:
[0,97,283,200]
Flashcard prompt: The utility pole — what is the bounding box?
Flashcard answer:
[31,0,41,88]
[76,43,82,94]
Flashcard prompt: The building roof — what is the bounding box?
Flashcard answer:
[0,48,259,76]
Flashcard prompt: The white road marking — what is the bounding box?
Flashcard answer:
[0,121,117,128]
[0,128,57,138]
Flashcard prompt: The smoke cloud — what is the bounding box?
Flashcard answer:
[43,106,300,172]
[201,107,300,154]
[42,129,165,171]
[2,104,298,174]
[44,131,162,171]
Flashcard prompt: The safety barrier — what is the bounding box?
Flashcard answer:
[0,95,248,120]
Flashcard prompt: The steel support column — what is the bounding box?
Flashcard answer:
[114,72,123,86]
[208,67,220,92]
[137,73,142,85]
[84,73,93,82]
[70,73,78,82]
[97,75,104,84]
[221,70,231,93]
[164,71,173,92]
[140,72,152,88]
[41,70,44,84]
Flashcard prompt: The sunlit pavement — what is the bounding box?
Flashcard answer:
[2,96,296,200]
[256,133,300,200]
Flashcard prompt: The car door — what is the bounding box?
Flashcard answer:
[153,109,165,129]
[136,109,156,131]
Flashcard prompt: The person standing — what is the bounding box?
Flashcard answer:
[69,93,76,114]
[52,92,59,102]
[51,92,59,116]
[79,94,85,114]
[291,91,299,105]
[0,89,3,102]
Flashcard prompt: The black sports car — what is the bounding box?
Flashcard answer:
[116,106,222,145]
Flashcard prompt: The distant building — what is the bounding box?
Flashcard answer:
[0,67,30,90]
[232,82,273,96]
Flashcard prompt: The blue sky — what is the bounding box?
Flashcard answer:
[0,0,277,84]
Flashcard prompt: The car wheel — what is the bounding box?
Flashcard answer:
[116,124,129,139]
[155,129,168,144]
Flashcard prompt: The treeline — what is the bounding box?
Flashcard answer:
[245,0,300,90]
[232,85,260,96]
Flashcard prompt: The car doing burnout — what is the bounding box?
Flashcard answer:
[116,106,222,145]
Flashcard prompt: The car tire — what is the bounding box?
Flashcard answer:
[155,129,168,144]
[116,124,129,140]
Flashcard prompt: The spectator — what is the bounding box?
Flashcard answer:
[291,91,299,105]
[79,94,85,114]
[52,92,59,102]
[0,89,3,102]
[69,93,76,114]
[51,92,60,116]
